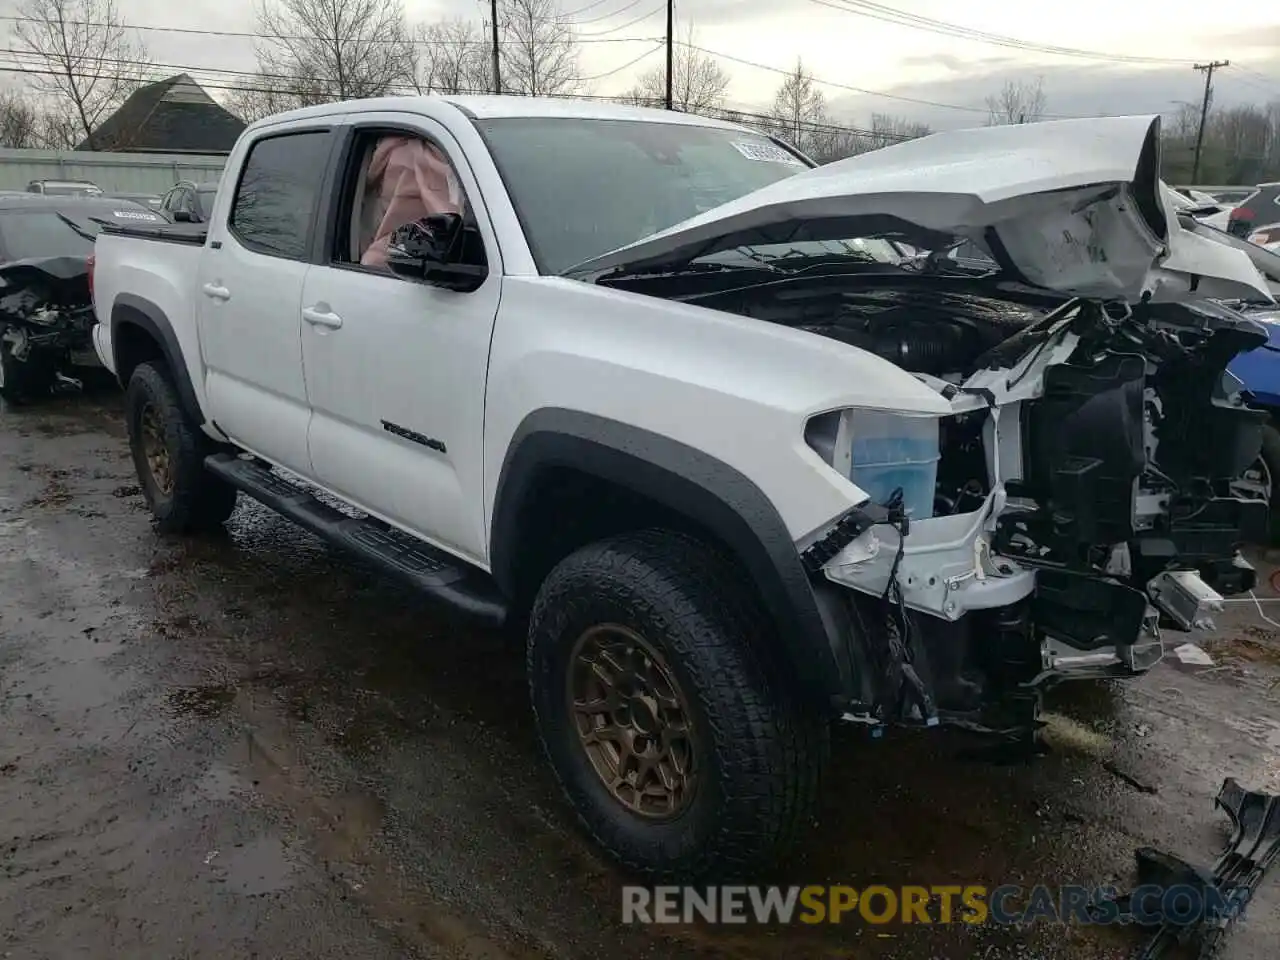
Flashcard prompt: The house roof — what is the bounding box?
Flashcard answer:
[80,74,245,154]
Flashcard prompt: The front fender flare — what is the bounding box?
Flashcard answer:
[491,408,848,707]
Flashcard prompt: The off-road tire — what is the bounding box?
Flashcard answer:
[126,361,237,533]
[527,529,827,880]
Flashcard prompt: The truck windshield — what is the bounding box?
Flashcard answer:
[475,117,809,275]
[0,211,96,261]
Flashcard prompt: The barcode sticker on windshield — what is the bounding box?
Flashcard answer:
[732,140,804,165]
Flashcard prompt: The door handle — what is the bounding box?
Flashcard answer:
[202,283,230,302]
[302,305,343,330]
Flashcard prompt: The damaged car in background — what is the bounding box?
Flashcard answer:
[571,114,1275,743]
[0,194,165,404]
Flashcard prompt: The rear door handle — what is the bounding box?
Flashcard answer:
[302,305,343,330]
[202,283,230,302]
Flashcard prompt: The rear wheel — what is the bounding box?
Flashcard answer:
[126,361,237,533]
[527,530,826,880]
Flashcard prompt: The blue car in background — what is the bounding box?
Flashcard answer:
[1228,303,1280,530]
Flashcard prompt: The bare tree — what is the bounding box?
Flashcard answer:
[224,72,331,124]
[0,89,42,148]
[985,77,1047,125]
[806,127,862,163]
[622,27,729,113]
[38,105,82,148]
[1211,104,1272,184]
[254,0,417,105]
[871,113,930,143]
[12,0,150,150]
[499,0,582,97]
[770,58,827,153]
[415,18,492,95]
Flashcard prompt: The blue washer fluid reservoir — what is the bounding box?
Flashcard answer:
[846,411,940,520]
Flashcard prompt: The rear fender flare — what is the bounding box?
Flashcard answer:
[110,294,203,426]
[491,408,847,707]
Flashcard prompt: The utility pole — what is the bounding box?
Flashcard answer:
[1191,60,1228,183]
[665,0,673,110]
[490,0,502,95]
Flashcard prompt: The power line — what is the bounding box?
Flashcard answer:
[0,13,658,46]
[805,0,1204,66]
[683,41,988,114]
[575,42,663,81]
[0,11,995,117]
[1231,65,1280,94]
[562,0,615,17]
[0,41,658,89]
[566,0,646,26]
[0,48,323,85]
[1236,66,1280,88]
[579,5,663,38]
[0,60,905,143]
[685,41,1182,119]
[1222,71,1280,98]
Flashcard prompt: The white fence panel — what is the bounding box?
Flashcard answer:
[0,148,227,196]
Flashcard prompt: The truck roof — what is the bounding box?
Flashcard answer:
[246,94,750,133]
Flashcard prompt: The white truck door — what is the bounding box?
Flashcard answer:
[299,116,502,564]
[197,127,335,476]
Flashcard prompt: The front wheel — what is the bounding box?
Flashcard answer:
[126,361,237,533]
[527,530,826,880]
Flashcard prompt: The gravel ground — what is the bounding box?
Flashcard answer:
[1,386,1278,959]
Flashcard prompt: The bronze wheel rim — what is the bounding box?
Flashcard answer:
[567,624,697,820]
[140,402,173,496]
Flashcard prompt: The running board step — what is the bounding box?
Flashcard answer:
[205,453,507,626]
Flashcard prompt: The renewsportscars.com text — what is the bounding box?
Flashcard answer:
[622,884,1251,926]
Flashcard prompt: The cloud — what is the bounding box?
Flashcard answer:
[1210,23,1280,51]
[823,55,1280,131]
[895,52,1018,74]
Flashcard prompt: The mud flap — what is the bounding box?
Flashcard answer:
[1095,777,1280,959]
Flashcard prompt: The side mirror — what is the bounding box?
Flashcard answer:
[385,213,487,293]
[173,210,193,222]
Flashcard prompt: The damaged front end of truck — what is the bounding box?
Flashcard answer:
[575,114,1277,742]
[799,291,1269,741]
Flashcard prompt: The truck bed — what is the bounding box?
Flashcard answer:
[99,221,208,245]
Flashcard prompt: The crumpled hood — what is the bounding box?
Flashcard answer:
[0,255,89,286]
[573,115,1273,304]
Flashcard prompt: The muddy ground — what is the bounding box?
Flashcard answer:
[1,388,1278,960]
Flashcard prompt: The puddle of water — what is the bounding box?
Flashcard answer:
[211,834,299,896]
[188,762,250,804]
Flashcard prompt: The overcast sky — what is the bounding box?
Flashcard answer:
[5,0,1280,128]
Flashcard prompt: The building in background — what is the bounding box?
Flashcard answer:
[79,74,245,154]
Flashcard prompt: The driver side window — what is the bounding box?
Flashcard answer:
[334,129,481,277]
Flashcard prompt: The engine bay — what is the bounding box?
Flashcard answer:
[727,277,1273,736]
[689,277,1269,562]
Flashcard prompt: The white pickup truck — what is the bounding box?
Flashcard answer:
[91,96,1276,878]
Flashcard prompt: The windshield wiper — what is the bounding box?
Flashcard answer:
[55,213,98,243]
[589,258,784,283]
